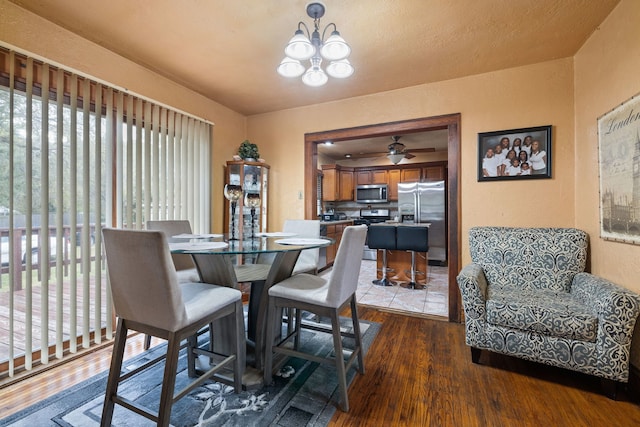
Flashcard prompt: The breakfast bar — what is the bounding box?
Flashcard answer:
[369,222,431,288]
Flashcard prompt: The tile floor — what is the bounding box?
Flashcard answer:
[322,260,449,318]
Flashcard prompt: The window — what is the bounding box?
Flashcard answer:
[0,47,211,377]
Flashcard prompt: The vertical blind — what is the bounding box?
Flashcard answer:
[0,46,212,378]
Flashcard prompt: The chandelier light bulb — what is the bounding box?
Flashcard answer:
[277,57,305,78]
[302,66,328,87]
[320,31,350,61]
[326,59,354,79]
[284,30,315,61]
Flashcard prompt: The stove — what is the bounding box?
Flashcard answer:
[356,209,391,260]
[354,208,391,226]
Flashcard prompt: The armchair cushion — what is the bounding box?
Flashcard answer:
[486,287,598,342]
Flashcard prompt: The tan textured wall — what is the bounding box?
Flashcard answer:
[574,0,640,294]
[248,59,576,263]
[0,0,246,232]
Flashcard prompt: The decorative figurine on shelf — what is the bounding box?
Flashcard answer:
[223,184,243,240]
[244,192,261,239]
[238,140,260,162]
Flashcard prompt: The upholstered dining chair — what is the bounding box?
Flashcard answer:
[237,219,321,281]
[145,220,201,350]
[263,225,367,412]
[101,228,244,427]
[283,219,321,275]
[147,220,200,283]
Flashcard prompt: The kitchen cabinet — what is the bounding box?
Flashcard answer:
[322,162,446,202]
[398,163,446,183]
[321,165,353,201]
[401,168,422,182]
[356,169,387,185]
[224,160,269,240]
[339,170,354,200]
[423,165,445,181]
[322,220,352,268]
[387,169,401,200]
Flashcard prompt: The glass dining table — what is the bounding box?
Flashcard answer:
[169,233,333,385]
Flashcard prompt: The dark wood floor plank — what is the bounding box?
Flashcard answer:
[2,306,640,425]
[329,306,640,426]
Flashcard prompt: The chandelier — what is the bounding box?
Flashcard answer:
[277,2,354,87]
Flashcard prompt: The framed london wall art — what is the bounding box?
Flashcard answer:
[598,92,640,245]
[477,125,552,182]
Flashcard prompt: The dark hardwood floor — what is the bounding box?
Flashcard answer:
[2,306,640,426]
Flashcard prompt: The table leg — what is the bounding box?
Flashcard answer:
[190,253,246,369]
[190,250,302,372]
[252,250,300,370]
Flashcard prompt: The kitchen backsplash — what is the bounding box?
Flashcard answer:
[323,200,399,219]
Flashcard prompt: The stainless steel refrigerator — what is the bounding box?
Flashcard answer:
[397,180,446,264]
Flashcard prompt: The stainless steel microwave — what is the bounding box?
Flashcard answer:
[355,184,388,203]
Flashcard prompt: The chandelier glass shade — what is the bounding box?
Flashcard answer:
[278,2,353,86]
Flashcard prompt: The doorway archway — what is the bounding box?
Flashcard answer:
[303,114,461,322]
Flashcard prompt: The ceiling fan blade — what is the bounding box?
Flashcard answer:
[346,151,389,159]
[407,147,436,154]
[404,152,416,159]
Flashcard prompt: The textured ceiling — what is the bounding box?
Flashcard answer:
[9,0,619,116]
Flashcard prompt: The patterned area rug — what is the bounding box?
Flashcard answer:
[1,316,379,427]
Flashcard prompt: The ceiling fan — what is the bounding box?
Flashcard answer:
[345,135,435,161]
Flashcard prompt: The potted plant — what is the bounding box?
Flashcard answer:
[238,140,259,161]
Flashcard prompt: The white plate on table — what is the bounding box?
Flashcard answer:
[171,233,223,239]
[274,238,330,246]
[169,242,228,251]
[256,232,297,237]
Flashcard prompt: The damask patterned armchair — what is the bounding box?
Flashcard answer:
[457,227,640,398]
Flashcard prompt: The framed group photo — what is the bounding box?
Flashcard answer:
[477,125,552,182]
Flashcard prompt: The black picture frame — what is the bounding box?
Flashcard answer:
[477,125,552,181]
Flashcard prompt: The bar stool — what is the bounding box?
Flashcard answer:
[367,225,397,286]
[396,225,429,290]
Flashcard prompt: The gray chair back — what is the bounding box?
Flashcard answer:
[283,219,321,273]
[147,220,196,271]
[102,228,187,331]
[326,225,367,306]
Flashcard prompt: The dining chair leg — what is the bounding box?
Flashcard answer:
[294,308,303,350]
[187,334,198,378]
[157,334,181,427]
[330,309,349,412]
[233,300,245,392]
[144,334,152,350]
[350,296,365,374]
[101,318,128,427]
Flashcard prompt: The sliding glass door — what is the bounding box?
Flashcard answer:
[0,47,211,378]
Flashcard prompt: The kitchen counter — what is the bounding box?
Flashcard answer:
[370,222,431,227]
[320,219,355,226]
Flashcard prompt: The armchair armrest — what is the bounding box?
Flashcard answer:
[571,272,640,330]
[571,272,640,381]
[457,263,489,320]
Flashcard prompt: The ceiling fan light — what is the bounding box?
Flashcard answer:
[320,31,351,61]
[277,57,305,78]
[388,153,405,164]
[284,30,315,60]
[326,59,354,78]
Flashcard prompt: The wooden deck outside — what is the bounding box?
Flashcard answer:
[0,266,109,372]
